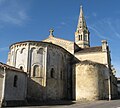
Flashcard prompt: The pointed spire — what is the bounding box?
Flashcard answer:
[80,5,83,18]
[77,5,87,31]
[75,6,90,48]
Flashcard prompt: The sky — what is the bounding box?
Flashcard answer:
[0,0,120,77]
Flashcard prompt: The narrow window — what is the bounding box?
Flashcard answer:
[37,48,43,64]
[60,71,63,80]
[20,66,23,71]
[79,35,80,40]
[79,35,82,40]
[50,68,55,78]
[79,35,82,41]
[13,75,18,87]
[84,35,87,41]
[37,48,43,54]
[33,65,40,77]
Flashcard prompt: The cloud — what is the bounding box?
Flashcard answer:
[56,22,67,29]
[89,18,120,41]
[0,0,29,26]
[0,11,28,25]
[88,25,109,39]
[92,12,97,17]
[106,19,120,39]
[0,47,8,52]
[61,22,66,25]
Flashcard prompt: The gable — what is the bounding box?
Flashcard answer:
[43,36,75,54]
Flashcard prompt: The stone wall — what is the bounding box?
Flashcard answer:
[7,43,29,72]
[25,41,73,101]
[0,69,4,104]
[111,74,118,98]
[27,43,47,100]
[4,69,27,101]
[117,78,120,96]
[27,77,45,100]
[46,45,72,100]
[75,52,108,67]
[73,60,109,101]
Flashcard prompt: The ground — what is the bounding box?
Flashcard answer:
[4,99,120,108]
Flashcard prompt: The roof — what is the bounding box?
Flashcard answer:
[9,40,75,57]
[75,46,102,54]
[0,62,26,74]
[43,36,74,44]
[10,40,41,48]
[76,60,106,67]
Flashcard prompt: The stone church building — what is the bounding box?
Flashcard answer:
[0,6,118,106]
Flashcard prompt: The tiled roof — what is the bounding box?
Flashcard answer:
[0,62,26,74]
[75,46,102,54]
[76,60,106,67]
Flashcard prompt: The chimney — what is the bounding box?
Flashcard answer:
[101,40,107,52]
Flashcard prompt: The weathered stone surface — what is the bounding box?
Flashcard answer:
[0,64,27,106]
[3,6,117,106]
[74,61,109,101]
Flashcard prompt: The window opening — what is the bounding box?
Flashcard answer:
[50,68,55,78]
[33,65,40,77]
[20,66,24,71]
[13,75,18,87]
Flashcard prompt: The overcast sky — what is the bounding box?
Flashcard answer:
[0,0,120,76]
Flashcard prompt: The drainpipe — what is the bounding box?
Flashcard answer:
[108,72,111,101]
[1,67,6,106]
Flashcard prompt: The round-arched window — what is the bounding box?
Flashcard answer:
[50,68,55,78]
[20,66,24,71]
[33,65,40,77]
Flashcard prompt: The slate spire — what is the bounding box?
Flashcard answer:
[75,6,90,48]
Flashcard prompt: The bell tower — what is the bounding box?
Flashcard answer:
[75,6,90,48]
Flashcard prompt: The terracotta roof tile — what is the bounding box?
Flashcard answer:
[0,62,26,74]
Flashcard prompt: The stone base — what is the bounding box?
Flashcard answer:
[1,100,28,107]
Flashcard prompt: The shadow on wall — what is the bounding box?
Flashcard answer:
[26,78,75,106]
[26,100,75,106]
[27,77,44,101]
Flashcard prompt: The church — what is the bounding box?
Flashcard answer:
[0,6,118,106]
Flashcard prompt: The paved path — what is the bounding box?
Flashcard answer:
[5,100,120,108]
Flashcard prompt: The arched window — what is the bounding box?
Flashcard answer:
[37,48,43,54]
[79,35,80,40]
[60,71,63,80]
[80,35,82,40]
[20,48,25,54]
[20,66,24,71]
[79,35,82,40]
[13,75,18,87]
[50,68,55,78]
[33,65,40,77]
